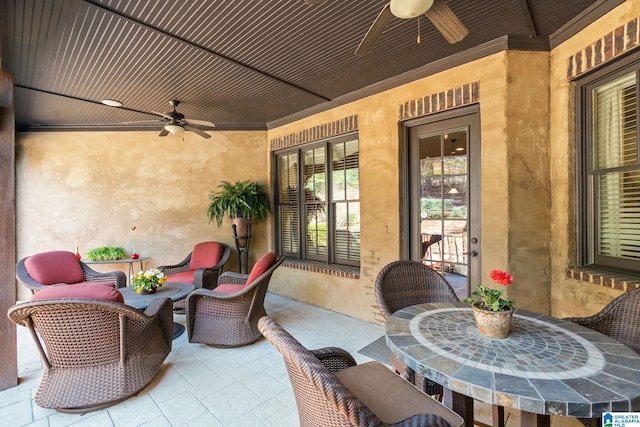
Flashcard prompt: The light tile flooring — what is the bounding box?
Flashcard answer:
[1,293,520,427]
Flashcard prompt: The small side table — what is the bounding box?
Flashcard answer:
[118,281,194,339]
[83,257,150,284]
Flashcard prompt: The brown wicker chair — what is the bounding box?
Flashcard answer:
[185,253,284,347]
[16,250,127,294]
[375,260,459,397]
[564,288,640,427]
[157,241,231,290]
[258,316,464,427]
[8,297,173,413]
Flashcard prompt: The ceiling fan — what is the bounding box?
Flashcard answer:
[305,0,468,56]
[149,100,215,139]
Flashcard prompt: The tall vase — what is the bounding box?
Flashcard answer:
[471,302,513,339]
[232,217,251,248]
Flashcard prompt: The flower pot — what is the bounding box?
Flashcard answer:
[232,217,250,248]
[471,302,513,339]
[141,287,157,295]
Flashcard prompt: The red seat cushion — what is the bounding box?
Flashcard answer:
[213,283,245,294]
[24,251,85,285]
[245,252,277,286]
[30,282,124,303]
[166,271,195,284]
[189,242,224,270]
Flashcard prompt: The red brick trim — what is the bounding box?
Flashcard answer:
[567,16,640,80]
[566,267,640,291]
[398,81,480,122]
[282,260,360,279]
[270,115,358,151]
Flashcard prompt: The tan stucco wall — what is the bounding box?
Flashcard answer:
[548,0,640,318]
[15,130,270,301]
[267,49,553,321]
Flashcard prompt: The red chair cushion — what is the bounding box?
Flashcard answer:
[213,283,245,294]
[189,242,224,270]
[245,252,277,286]
[166,271,195,284]
[30,282,124,303]
[24,251,85,285]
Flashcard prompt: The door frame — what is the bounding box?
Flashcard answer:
[400,105,481,291]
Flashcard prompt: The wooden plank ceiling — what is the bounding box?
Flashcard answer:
[0,0,612,132]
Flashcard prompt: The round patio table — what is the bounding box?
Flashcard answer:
[386,302,640,427]
[118,282,194,339]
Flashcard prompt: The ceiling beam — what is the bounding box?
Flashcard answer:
[518,0,538,37]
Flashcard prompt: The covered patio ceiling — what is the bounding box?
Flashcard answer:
[0,0,620,132]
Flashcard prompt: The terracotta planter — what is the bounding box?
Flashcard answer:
[471,302,513,339]
[232,217,251,248]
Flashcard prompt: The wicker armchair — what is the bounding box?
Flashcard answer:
[8,297,173,413]
[258,316,464,427]
[157,242,231,289]
[375,260,459,397]
[565,288,640,427]
[16,250,127,294]
[185,253,284,347]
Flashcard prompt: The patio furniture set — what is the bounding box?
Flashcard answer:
[8,244,283,414]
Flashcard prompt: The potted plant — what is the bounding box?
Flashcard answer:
[462,269,515,339]
[207,180,271,248]
[130,268,167,294]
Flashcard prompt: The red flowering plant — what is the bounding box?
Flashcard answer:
[462,269,515,312]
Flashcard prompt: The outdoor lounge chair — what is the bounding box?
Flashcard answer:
[16,250,127,294]
[565,288,640,427]
[375,259,459,397]
[185,252,284,347]
[157,241,231,289]
[8,297,173,413]
[258,316,464,427]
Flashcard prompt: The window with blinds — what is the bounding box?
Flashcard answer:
[580,65,640,273]
[274,134,360,267]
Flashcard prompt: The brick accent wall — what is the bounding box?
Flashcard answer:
[270,115,358,151]
[567,16,640,80]
[398,81,480,121]
[566,268,640,291]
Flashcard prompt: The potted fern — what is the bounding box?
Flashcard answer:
[207,180,271,248]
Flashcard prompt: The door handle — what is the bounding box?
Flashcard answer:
[463,250,479,257]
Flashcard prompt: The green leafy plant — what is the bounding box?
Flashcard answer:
[207,180,271,227]
[130,268,167,293]
[462,269,515,312]
[86,245,127,261]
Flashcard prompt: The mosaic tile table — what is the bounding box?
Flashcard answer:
[385,302,640,427]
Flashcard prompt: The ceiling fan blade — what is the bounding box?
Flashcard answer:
[158,128,169,137]
[355,3,393,57]
[425,0,468,44]
[184,118,216,128]
[304,0,329,4]
[184,125,212,139]
[150,111,174,121]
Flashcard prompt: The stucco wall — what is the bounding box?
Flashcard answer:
[548,0,640,318]
[15,130,270,301]
[267,49,553,321]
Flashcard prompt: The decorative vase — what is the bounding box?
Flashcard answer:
[232,217,250,248]
[141,287,157,295]
[471,302,513,339]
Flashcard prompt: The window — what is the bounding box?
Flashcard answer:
[275,135,360,267]
[578,59,640,274]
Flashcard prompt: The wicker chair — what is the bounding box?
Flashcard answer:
[258,316,464,427]
[157,242,231,290]
[8,297,173,413]
[185,253,284,347]
[375,260,459,397]
[16,250,127,294]
[564,288,640,427]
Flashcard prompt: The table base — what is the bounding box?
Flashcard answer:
[172,323,185,340]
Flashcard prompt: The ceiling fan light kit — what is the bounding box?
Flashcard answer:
[390,0,434,19]
[101,99,122,107]
[164,123,184,134]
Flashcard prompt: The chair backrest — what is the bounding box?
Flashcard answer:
[189,241,225,270]
[245,252,278,286]
[24,251,85,285]
[258,316,379,426]
[375,260,459,319]
[572,288,640,353]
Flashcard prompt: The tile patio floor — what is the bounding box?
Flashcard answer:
[1,292,520,427]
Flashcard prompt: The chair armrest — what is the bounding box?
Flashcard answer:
[80,263,127,289]
[311,347,357,373]
[157,252,192,276]
[217,271,249,285]
[144,297,174,346]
